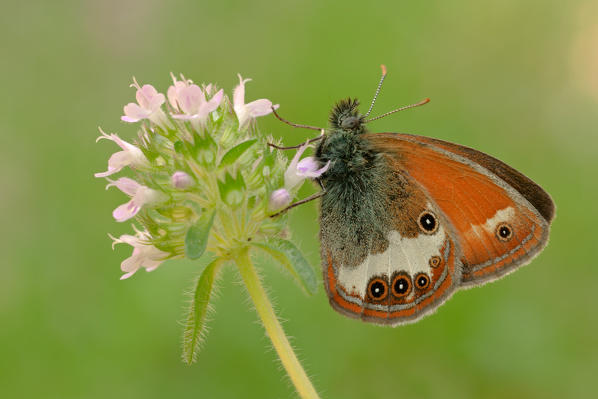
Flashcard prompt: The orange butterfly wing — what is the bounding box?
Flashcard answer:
[365,133,554,286]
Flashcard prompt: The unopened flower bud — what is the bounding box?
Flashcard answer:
[269,188,291,210]
[171,171,194,189]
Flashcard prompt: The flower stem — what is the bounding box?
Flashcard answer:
[235,248,320,399]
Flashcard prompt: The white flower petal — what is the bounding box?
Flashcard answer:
[167,85,178,109]
[178,85,205,115]
[122,103,150,122]
[120,271,137,280]
[296,157,319,174]
[136,84,160,109]
[147,93,166,111]
[133,186,167,206]
[111,233,139,248]
[113,229,168,280]
[121,247,143,272]
[113,200,140,222]
[233,74,250,108]
[143,258,163,272]
[205,89,223,113]
[297,159,330,178]
[110,177,141,196]
[246,99,275,117]
[106,150,132,171]
[171,113,197,120]
[94,167,120,178]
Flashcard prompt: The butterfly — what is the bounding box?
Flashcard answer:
[270,65,555,326]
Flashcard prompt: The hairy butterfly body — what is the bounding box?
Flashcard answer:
[275,67,554,326]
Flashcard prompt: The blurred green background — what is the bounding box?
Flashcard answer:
[2,0,597,398]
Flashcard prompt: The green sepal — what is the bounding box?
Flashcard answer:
[219,139,257,167]
[184,211,215,259]
[251,239,317,295]
[258,149,284,190]
[194,134,218,166]
[182,258,224,364]
[218,172,246,208]
[174,140,186,155]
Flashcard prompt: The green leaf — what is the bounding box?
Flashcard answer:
[219,139,257,167]
[185,211,215,259]
[252,239,317,295]
[182,258,224,364]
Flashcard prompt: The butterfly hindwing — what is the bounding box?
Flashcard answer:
[320,151,462,325]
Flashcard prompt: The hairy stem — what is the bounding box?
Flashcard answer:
[235,248,320,399]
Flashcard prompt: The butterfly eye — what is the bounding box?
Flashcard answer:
[414,273,430,290]
[367,277,388,301]
[496,223,513,242]
[391,274,412,298]
[418,211,439,234]
[341,116,359,129]
[429,256,442,268]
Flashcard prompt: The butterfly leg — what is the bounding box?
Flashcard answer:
[270,190,326,218]
[316,178,325,190]
[267,134,324,150]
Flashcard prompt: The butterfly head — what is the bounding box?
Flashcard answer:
[328,98,367,135]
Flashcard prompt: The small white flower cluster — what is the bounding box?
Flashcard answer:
[96,74,289,279]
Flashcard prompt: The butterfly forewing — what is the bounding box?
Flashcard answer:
[365,133,553,287]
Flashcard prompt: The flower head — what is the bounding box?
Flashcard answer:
[98,73,318,381]
[284,142,330,191]
[94,128,148,178]
[106,177,168,222]
[110,230,169,280]
[233,74,279,127]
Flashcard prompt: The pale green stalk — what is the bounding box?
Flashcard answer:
[235,248,320,399]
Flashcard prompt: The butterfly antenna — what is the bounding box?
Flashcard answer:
[363,64,388,118]
[364,97,430,123]
[271,106,323,131]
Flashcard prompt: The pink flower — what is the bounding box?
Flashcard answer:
[170,84,223,122]
[167,74,192,110]
[106,177,168,222]
[110,230,169,280]
[121,78,171,129]
[171,171,194,189]
[284,142,330,190]
[94,128,148,178]
[233,74,279,127]
[269,188,292,210]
